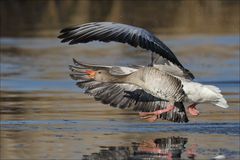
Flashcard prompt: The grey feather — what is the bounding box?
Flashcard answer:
[59,22,194,79]
[69,59,189,123]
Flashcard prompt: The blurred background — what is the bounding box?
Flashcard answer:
[1,0,239,159]
[0,0,239,36]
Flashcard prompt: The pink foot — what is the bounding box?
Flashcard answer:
[139,105,175,122]
[188,104,199,116]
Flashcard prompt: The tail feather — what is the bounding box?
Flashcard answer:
[206,85,229,108]
[69,59,189,123]
[213,97,229,108]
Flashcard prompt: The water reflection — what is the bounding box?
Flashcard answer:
[83,137,188,160]
[81,136,237,160]
[1,2,239,159]
[136,137,190,159]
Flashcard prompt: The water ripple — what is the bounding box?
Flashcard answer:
[1,120,239,136]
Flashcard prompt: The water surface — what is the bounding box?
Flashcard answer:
[0,34,239,160]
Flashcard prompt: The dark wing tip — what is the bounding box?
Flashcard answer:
[58,22,190,76]
[69,73,78,80]
[72,58,84,66]
[69,40,78,45]
[185,69,195,80]
[72,58,78,64]
[60,39,68,43]
[57,34,64,39]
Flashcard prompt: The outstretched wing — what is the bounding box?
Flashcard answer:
[69,59,189,123]
[77,81,188,123]
[59,22,194,79]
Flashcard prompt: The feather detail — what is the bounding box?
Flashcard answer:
[59,22,194,79]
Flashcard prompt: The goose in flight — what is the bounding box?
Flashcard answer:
[59,22,229,123]
[69,59,189,122]
[58,22,194,79]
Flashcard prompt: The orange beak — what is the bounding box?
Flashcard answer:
[85,70,96,79]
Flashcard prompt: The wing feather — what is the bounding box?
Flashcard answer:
[74,80,188,122]
[69,59,188,122]
[59,22,194,79]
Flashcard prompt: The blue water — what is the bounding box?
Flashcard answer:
[1,36,239,159]
[1,120,239,136]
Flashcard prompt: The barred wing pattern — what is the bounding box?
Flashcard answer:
[58,22,194,79]
[69,59,188,123]
[135,67,185,102]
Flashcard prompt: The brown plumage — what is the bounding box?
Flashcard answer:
[69,59,189,123]
[59,22,194,79]
[60,22,228,123]
[88,68,185,103]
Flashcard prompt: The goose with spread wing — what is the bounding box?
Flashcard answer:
[59,22,229,123]
[58,22,194,79]
[69,59,188,123]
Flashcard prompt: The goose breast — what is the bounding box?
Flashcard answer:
[128,67,185,102]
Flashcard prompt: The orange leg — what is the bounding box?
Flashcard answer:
[187,103,199,116]
[139,105,175,122]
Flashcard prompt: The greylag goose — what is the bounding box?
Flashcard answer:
[69,59,188,123]
[58,22,194,79]
[59,22,229,123]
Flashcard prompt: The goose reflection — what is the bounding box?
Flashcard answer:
[82,136,197,160]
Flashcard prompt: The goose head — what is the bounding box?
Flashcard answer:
[85,69,113,82]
